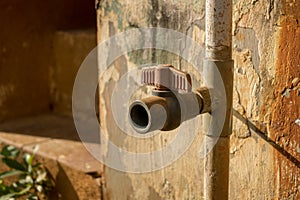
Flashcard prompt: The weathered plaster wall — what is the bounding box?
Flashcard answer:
[97,0,299,199]
[98,1,206,199]
[270,0,300,198]
[0,1,54,121]
[230,0,281,199]
[0,0,96,121]
[51,30,96,116]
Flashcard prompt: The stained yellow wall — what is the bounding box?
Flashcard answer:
[97,0,299,199]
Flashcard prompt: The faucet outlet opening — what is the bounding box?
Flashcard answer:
[130,104,149,129]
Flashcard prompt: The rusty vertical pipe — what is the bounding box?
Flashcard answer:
[204,0,233,199]
[205,0,232,60]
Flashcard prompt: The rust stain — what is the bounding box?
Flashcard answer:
[271,0,300,199]
[235,32,244,41]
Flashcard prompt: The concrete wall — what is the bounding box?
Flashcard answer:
[52,30,96,116]
[97,0,299,199]
[0,0,96,121]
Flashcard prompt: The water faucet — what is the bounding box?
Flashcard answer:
[129,64,211,134]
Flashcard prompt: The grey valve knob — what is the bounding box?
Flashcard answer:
[141,64,192,92]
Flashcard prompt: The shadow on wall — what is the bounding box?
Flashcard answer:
[0,0,97,122]
[233,110,300,168]
[0,0,97,142]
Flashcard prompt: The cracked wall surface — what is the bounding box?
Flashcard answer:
[270,0,300,198]
[97,0,299,199]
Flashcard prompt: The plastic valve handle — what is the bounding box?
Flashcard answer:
[141,64,192,92]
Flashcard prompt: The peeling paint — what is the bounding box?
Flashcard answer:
[98,0,298,199]
[270,0,300,198]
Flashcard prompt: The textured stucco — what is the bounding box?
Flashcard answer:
[97,0,299,199]
[270,0,300,198]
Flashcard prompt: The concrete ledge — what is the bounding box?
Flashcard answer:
[0,113,102,199]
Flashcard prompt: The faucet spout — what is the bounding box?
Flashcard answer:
[129,89,210,134]
[129,95,168,134]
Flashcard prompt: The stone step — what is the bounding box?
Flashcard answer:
[0,113,102,199]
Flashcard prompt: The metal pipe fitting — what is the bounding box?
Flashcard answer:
[129,91,176,133]
[129,89,210,134]
[204,0,233,198]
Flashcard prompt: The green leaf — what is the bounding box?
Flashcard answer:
[0,170,22,179]
[1,158,26,171]
[27,194,38,200]
[0,182,10,195]
[0,146,20,158]
[16,184,31,195]
[22,153,34,169]
[0,145,53,198]
[0,193,16,200]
